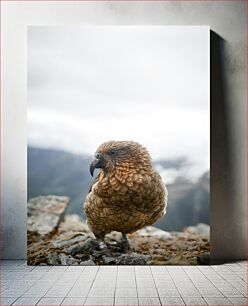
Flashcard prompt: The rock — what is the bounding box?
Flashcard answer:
[47,252,60,265]
[197,252,210,265]
[59,214,90,234]
[27,195,210,266]
[58,253,80,265]
[170,231,187,238]
[116,253,151,265]
[52,232,88,249]
[27,195,69,239]
[102,255,117,265]
[80,260,96,266]
[70,238,100,256]
[151,254,169,262]
[185,223,210,236]
[137,226,172,240]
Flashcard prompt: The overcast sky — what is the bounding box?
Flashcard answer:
[28,26,209,182]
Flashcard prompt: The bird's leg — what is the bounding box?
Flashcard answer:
[96,235,108,250]
[120,233,130,251]
[91,227,108,250]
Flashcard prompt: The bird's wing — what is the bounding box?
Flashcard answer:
[140,171,167,210]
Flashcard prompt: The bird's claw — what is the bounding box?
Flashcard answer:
[120,235,130,252]
[99,241,108,250]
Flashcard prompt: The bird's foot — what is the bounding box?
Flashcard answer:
[120,234,130,252]
[99,241,108,250]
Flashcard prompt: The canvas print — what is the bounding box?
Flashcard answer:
[27,26,210,265]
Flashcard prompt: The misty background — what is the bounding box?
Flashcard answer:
[28,26,209,231]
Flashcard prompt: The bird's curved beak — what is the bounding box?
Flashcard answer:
[90,156,104,177]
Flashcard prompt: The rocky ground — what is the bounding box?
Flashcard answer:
[27,196,210,265]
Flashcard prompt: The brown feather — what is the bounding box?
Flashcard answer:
[83,140,168,239]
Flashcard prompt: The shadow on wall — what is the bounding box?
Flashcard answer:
[210,31,237,264]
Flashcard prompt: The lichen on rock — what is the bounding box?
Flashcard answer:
[27,195,70,240]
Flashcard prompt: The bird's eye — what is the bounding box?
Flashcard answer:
[95,153,101,159]
[109,150,117,156]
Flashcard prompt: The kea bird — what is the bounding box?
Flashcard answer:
[83,140,168,249]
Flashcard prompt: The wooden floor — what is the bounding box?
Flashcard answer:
[1,260,247,305]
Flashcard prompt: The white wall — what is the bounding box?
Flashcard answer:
[1,1,246,260]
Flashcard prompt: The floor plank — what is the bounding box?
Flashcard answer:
[0,260,246,306]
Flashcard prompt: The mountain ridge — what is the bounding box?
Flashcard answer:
[28,146,209,231]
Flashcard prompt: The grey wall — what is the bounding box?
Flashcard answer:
[2,1,246,261]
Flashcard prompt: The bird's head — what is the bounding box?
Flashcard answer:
[90,140,152,177]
